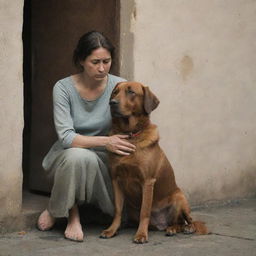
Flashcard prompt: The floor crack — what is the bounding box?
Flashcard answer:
[211,232,254,241]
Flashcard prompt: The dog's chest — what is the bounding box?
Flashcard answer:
[111,154,145,196]
[113,155,143,180]
[110,146,158,181]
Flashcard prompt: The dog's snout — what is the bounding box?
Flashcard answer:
[110,99,119,106]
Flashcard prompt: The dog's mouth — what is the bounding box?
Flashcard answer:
[111,110,125,118]
[110,103,130,118]
[110,107,129,118]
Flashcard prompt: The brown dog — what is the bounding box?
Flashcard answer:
[100,82,208,243]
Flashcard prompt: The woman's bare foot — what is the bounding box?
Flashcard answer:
[37,209,55,231]
[64,205,84,242]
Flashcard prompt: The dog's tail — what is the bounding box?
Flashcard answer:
[192,220,209,235]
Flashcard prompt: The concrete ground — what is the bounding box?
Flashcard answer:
[0,194,255,256]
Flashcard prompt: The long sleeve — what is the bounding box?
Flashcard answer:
[53,81,77,148]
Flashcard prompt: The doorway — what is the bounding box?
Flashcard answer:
[22,0,121,193]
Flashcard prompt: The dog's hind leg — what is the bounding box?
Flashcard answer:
[166,190,208,235]
[165,190,194,236]
[182,210,209,234]
[181,205,197,234]
[165,214,185,236]
[180,197,209,234]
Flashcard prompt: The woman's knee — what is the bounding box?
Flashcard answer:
[62,147,98,166]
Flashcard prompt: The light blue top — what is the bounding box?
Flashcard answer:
[42,74,126,170]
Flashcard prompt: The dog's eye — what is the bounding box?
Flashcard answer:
[127,89,136,95]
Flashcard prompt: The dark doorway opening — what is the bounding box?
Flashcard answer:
[22,0,32,190]
[22,0,120,193]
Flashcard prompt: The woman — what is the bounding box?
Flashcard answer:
[37,31,136,242]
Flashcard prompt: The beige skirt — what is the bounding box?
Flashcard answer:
[42,142,114,218]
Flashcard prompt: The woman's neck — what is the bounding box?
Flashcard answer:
[78,72,107,90]
[72,72,108,101]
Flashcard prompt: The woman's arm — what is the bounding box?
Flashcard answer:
[53,81,135,155]
[53,82,77,148]
[71,134,136,156]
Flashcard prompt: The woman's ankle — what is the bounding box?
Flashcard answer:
[65,205,84,241]
[68,205,81,224]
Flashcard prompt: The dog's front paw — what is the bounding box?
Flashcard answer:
[100,229,117,239]
[133,232,148,244]
[165,226,177,236]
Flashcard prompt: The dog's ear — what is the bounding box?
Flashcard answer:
[143,86,160,114]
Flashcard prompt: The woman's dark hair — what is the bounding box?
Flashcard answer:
[73,31,115,70]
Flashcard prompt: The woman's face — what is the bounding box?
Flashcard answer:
[80,47,112,81]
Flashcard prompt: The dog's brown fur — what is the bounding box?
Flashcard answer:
[100,82,208,243]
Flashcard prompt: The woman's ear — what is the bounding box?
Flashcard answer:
[143,86,160,114]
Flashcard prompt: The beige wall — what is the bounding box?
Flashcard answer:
[120,0,256,204]
[0,0,23,220]
[0,0,255,224]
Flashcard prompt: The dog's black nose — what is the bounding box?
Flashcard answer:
[110,99,119,106]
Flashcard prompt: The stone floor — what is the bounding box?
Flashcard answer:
[0,193,255,256]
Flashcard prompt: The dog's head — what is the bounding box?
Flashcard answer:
[110,81,160,118]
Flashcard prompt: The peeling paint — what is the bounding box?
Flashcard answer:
[180,55,194,82]
[130,3,137,33]
[120,0,135,80]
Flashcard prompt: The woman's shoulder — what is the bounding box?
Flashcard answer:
[53,76,74,94]
[54,76,72,88]
[108,74,126,86]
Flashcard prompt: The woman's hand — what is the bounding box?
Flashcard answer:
[106,135,136,156]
